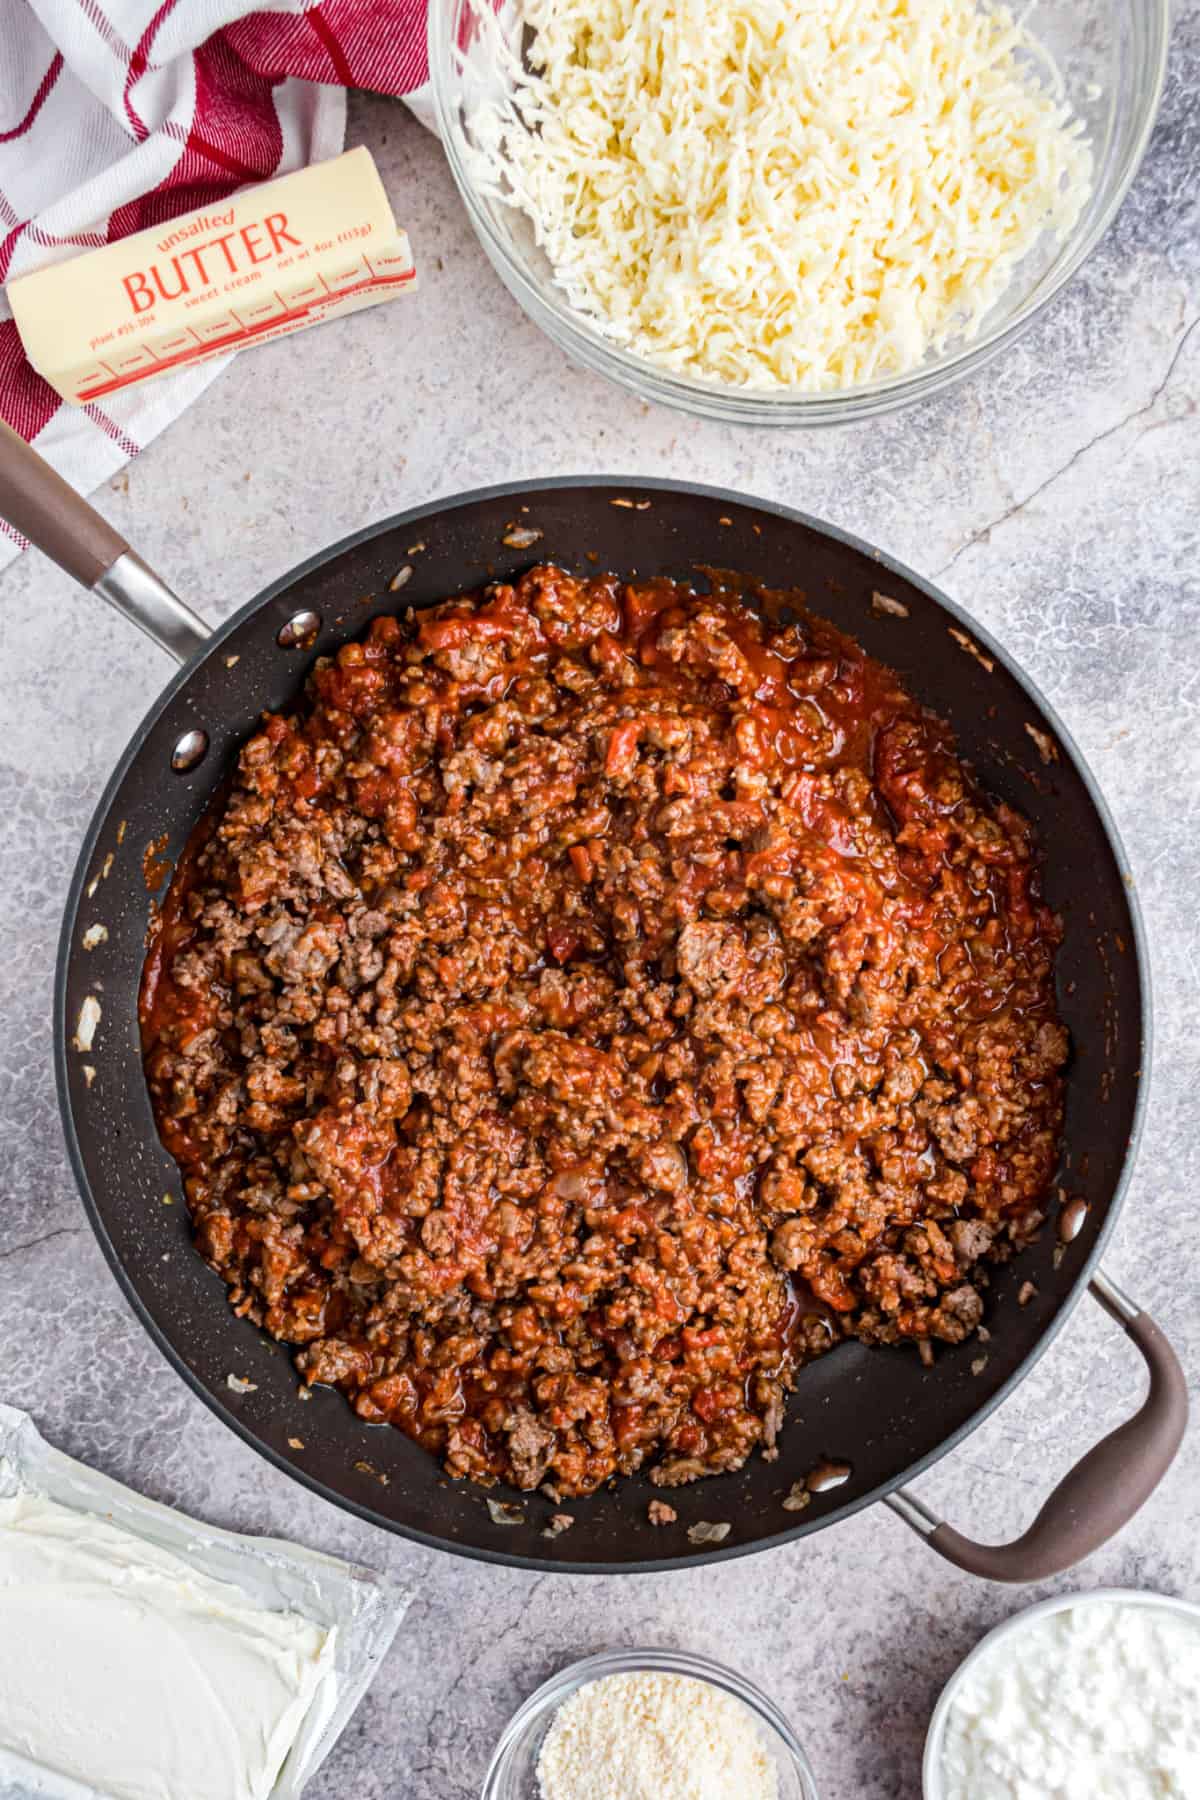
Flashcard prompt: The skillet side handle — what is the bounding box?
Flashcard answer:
[0,418,209,662]
[885,1271,1187,1583]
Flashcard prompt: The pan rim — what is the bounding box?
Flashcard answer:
[53,474,1153,1573]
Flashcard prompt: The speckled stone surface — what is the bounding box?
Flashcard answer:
[1,15,1198,1796]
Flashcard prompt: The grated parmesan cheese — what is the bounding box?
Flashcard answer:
[536,1670,779,1800]
[468,0,1094,390]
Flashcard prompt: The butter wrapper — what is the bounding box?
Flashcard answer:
[6,147,416,405]
[0,1402,409,1800]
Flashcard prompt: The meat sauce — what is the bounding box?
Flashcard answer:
[140,567,1066,1496]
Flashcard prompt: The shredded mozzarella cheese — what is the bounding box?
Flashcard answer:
[467,0,1094,390]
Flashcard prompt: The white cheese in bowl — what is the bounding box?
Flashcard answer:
[470,0,1094,391]
[537,1670,779,1800]
[939,1597,1200,1799]
[0,1490,335,1800]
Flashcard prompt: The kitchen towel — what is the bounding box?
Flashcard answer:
[0,0,429,570]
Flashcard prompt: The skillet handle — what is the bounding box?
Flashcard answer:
[0,418,210,663]
[885,1269,1187,1582]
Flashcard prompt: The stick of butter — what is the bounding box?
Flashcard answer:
[6,146,416,405]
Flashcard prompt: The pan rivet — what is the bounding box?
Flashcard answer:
[1059,1197,1090,1243]
[171,729,208,773]
[277,610,321,649]
[806,1459,853,1493]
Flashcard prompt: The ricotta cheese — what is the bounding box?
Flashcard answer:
[940,1598,1200,1799]
[0,1491,335,1800]
[469,0,1094,390]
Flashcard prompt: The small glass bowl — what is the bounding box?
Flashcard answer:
[923,1589,1200,1798]
[481,1646,819,1799]
[430,0,1169,425]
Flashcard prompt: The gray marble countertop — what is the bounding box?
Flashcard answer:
[2,14,1198,1796]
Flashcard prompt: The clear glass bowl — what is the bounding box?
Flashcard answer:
[429,0,1170,425]
[481,1647,820,1799]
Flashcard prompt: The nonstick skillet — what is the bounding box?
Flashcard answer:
[0,420,1185,1577]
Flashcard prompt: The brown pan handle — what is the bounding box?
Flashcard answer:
[886,1270,1187,1582]
[0,418,210,663]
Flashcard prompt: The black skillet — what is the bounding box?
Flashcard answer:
[0,420,1185,1577]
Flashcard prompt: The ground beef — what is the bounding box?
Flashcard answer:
[140,566,1066,1498]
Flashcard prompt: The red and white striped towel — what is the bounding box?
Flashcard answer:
[0,0,429,569]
